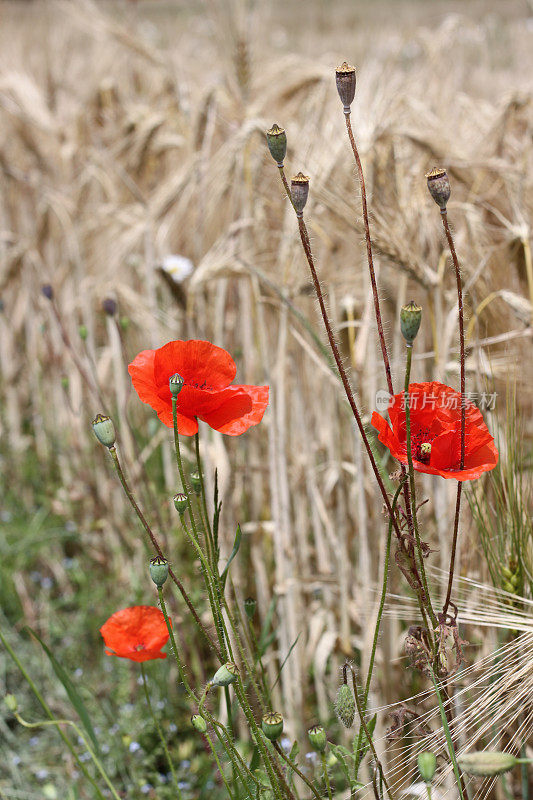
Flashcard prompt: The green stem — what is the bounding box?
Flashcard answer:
[428,667,465,800]
[425,783,433,800]
[195,432,214,543]
[178,515,230,661]
[140,664,182,800]
[0,629,106,798]
[321,752,334,800]
[157,587,197,700]
[13,711,120,800]
[354,477,406,773]
[109,445,219,658]
[404,346,438,629]
[204,729,236,800]
[274,741,322,800]
[350,667,396,800]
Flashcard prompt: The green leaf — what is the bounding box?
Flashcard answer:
[329,743,354,785]
[220,524,242,590]
[27,627,99,754]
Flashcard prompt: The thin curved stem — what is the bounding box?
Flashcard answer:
[274,741,322,800]
[440,210,465,616]
[349,666,396,800]
[0,628,106,799]
[428,667,465,800]
[140,664,182,799]
[344,112,393,395]
[109,445,219,658]
[13,711,120,800]
[321,752,334,800]
[404,347,438,628]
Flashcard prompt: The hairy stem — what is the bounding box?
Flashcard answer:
[440,211,465,616]
[110,445,220,658]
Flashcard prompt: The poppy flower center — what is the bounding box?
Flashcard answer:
[409,426,436,462]
[134,643,145,652]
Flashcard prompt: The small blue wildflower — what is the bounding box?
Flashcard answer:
[129,742,141,753]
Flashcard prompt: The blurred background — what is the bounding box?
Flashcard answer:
[0,0,532,797]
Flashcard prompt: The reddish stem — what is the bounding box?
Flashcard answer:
[440,210,465,616]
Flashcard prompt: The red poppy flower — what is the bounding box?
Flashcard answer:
[371,381,498,481]
[128,340,269,436]
[100,606,170,663]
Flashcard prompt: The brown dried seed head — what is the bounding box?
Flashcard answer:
[291,172,310,215]
[426,167,451,209]
[335,62,356,111]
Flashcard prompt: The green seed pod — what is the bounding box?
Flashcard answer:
[92,414,116,448]
[334,683,355,728]
[308,724,327,752]
[211,662,239,687]
[457,751,518,777]
[262,711,284,741]
[79,324,88,341]
[400,301,422,345]
[149,555,169,587]
[4,694,18,712]
[190,471,202,494]
[169,373,184,397]
[426,167,451,210]
[191,714,207,734]
[266,124,287,167]
[335,62,356,112]
[173,492,188,514]
[291,172,310,216]
[417,751,437,783]
[244,596,257,620]
[119,316,130,331]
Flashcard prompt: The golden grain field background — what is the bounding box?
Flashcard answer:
[0,0,532,793]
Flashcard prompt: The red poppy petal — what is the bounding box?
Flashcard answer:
[128,349,170,415]
[153,340,236,391]
[370,411,403,459]
[202,385,269,435]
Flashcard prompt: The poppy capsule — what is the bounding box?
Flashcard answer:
[266,124,287,167]
[426,167,451,210]
[335,62,356,112]
[308,724,327,752]
[262,712,284,741]
[92,414,116,448]
[149,555,169,587]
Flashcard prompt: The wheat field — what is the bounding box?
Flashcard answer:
[0,0,532,796]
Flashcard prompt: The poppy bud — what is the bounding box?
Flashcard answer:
[191,714,207,734]
[211,662,239,687]
[169,373,184,397]
[4,694,18,712]
[417,751,437,783]
[41,284,53,300]
[102,298,117,316]
[266,124,287,167]
[92,414,116,448]
[79,324,88,341]
[308,724,327,752]
[426,167,450,210]
[262,711,284,741]
[190,471,202,494]
[400,301,422,345]
[244,596,257,620]
[173,492,188,514]
[335,62,356,112]
[149,555,169,587]
[291,172,310,217]
[334,683,355,728]
[457,751,519,777]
